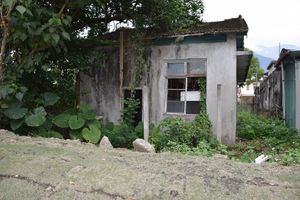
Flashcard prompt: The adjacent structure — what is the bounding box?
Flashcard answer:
[255,49,300,130]
[80,16,252,144]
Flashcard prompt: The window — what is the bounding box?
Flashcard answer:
[166,60,206,114]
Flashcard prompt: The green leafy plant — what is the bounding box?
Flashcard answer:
[25,107,47,127]
[122,96,140,127]
[0,83,62,139]
[149,112,221,154]
[228,111,300,165]
[52,104,101,144]
[82,124,101,144]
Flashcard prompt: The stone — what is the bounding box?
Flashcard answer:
[99,136,113,149]
[132,138,155,153]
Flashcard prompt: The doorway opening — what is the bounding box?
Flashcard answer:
[124,89,142,126]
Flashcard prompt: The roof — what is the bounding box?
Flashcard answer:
[267,60,276,70]
[101,15,249,41]
[274,49,300,68]
[155,15,248,38]
[237,51,253,83]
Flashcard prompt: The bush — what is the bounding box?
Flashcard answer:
[237,111,299,140]
[101,121,144,148]
[149,113,224,155]
[0,82,64,139]
[232,111,300,165]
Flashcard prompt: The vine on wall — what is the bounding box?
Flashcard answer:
[197,77,207,113]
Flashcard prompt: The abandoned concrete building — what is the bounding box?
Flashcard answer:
[255,49,300,130]
[80,16,252,144]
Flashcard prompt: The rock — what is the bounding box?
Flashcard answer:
[132,138,155,153]
[99,136,113,149]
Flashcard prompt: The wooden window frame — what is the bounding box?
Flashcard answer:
[165,59,206,115]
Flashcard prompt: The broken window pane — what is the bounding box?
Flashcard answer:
[168,78,185,89]
[186,101,200,114]
[187,61,206,75]
[167,101,184,113]
[168,90,183,101]
[187,77,200,91]
[167,63,184,75]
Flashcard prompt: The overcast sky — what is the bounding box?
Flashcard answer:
[203,0,300,51]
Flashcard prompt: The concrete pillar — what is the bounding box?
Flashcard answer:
[143,85,149,141]
[216,84,222,142]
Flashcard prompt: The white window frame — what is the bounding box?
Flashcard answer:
[165,59,207,115]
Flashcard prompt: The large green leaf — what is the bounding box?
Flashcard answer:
[3,102,28,119]
[52,34,60,44]
[3,0,14,7]
[25,107,47,127]
[44,131,63,139]
[0,85,14,99]
[79,110,96,120]
[15,92,24,101]
[53,113,71,128]
[68,115,85,130]
[82,124,101,144]
[70,129,83,140]
[86,120,101,129]
[10,118,24,131]
[16,5,27,15]
[41,92,60,106]
[62,31,70,40]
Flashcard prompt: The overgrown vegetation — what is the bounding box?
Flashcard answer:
[230,111,300,165]
[101,122,143,148]
[151,110,300,166]
[149,114,227,156]
[52,104,101,144]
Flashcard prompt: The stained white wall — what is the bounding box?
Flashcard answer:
[149,33,237,144]
[80,33,239,144]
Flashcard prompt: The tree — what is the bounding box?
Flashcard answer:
[1,0,204,81]
[0,0,205,132]
[246,56,265,85]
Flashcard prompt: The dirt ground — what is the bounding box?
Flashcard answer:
[0,129,299,200]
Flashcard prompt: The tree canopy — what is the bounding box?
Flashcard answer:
[246,56,265,85]
[0,0,204,82]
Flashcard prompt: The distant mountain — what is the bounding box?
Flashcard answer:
[253,44,300,71]
[254,54,273,71]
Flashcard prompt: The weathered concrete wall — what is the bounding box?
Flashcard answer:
[80,33,238,144]
[149,33,237,144]
[254,70,282,114]
[80,48,121,122]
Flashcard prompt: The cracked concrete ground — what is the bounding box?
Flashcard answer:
[0,129,299,200]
